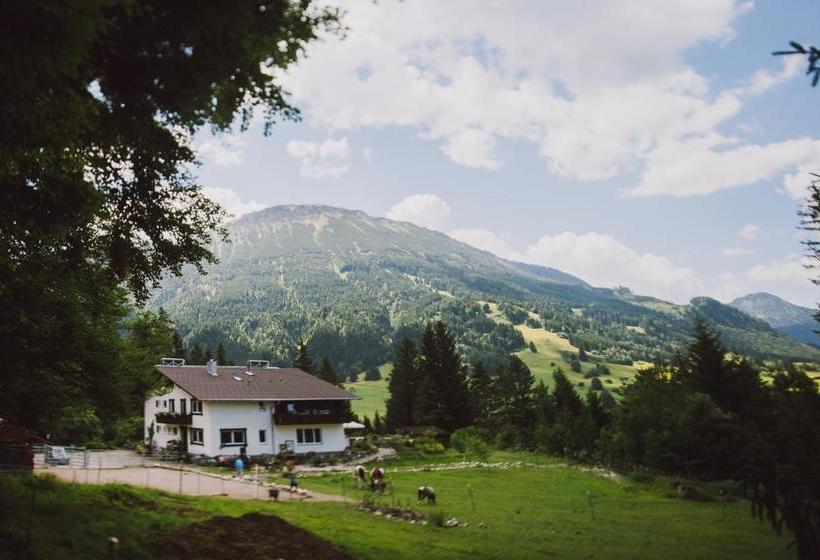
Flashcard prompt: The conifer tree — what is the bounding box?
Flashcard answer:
[293,338,315,375]
[318,357,338,385]
[680,317,730,405]
[386,338,419,431]
[494,355,536,445]
[216,343,228,366]
[172,331,186,360]
[467,361,494,423]
[373,410,385,434]
[552,368,583,417]
[415,321,471,431]
[204,348,213,363]
[189,343,205,365]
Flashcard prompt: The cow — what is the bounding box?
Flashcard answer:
[370,466,386,492]
[417,485,436,505]
[354,465,367,489]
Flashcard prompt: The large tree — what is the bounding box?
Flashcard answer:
[414,321,472,431]
[0,1,339,432]
[293,339,315,375]
[385,338,419,431]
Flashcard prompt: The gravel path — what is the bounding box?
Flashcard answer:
[44,466,351,502]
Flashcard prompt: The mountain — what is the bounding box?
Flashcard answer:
[150,205,820,375]
[730,292,819,348]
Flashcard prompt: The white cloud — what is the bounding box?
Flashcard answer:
[282,1,815,196]
[386,194,451,231]
[440,129,503,170]
[196,134,248,167]
[722,247,753,256]
[450,228,514,257]
[737,224,759,240]
[286,137,350,179]
[625,137,820,198]
[202,187,267,218]
[361,147,373,160]
[515,232,701,303]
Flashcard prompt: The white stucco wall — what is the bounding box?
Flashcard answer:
[144,385,201,450]
[201,401,275,457]
[273,424,347,454]
[145,390,349,456]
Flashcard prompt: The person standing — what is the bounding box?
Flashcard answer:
[234,456,245,478]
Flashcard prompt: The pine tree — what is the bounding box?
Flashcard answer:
[680,318,729,403]
[362,415,373,432]
[216,343,228,365]
[578,347,588,361]
[552,369,583,417]
[532,380,554,426]
[386,338,419,431]
[529,341,537,353]
[293,338,315,375]
[318,357,338,385]
[494,355,536,445]
[467,361,494,424]
[373,410,385,434]
[415,321,471,431]
[189,343,205,365]
[364,366,382,381]
[172,330,186,360]
[204,348,213,363]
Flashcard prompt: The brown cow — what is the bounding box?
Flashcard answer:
[354,465,367,489]
[370,466,386,492]
[417,485,436,505]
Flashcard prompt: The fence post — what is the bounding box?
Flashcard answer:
[97,457,101,483]
[178,461,183,494]
[196,470,201,496]
[255,464,260,500]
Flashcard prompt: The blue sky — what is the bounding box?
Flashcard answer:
[195,0,820,307]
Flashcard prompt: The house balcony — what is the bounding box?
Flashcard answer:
[273,401,347,425]
[155,412,192,425]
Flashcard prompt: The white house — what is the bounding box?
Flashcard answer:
[144,359,355,457]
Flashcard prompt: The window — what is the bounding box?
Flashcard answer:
[259,429,266,443]
[296,428,322,445]
[168,399,175,413]
[156,400,160,407]
[190,428,204,445]
[180,399,187,414]
[220,428,247,447]
[173,427,178,435]
[191,399,202,414]
[258,401,266,411]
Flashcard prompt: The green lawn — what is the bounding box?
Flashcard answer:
[1,448,792,560]
[344,363,391,420]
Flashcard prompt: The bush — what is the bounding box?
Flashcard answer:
[589,377,604,391]
[415,436,445,455]
[450,427,490,460]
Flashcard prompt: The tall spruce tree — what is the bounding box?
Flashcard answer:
[679,318,730,405]
[216,343,228,366]
[385,338,419,431]
[494,355,536,446]
[172,331,186,360]
[318,357,338,385]
[467,361,494,425]
[189,343,205,365]
[293,339,315,375]
[415,322,471,431]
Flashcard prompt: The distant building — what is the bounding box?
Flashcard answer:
[145,359,355,457]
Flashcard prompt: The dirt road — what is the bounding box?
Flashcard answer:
[44,465,349,502]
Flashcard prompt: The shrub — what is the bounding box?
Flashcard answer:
[451,427,490,460]
[589,377,604,391]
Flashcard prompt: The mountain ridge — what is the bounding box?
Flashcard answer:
[730,292,819,348]
[150,204,820,374]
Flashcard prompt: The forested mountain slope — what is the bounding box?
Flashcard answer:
[150,205,820,375]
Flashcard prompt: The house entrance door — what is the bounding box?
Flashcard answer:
[180,427,188,453]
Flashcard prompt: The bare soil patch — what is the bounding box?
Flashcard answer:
[154,512,354,560]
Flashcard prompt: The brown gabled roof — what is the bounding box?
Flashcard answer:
[155,366,355,401]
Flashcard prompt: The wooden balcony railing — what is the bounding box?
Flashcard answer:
[155,412,192,425]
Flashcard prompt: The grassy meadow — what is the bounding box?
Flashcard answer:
[1,448,793,560]
[344,302,649,420]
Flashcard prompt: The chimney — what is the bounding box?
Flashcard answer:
[206,359,218,376]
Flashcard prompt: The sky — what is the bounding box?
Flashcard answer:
[195,0,820,308]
